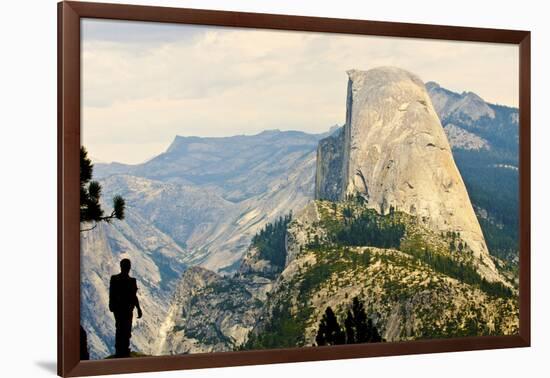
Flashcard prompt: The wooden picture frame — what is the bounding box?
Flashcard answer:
[58,1,531,376]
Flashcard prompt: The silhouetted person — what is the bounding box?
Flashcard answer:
[109,258,142,358]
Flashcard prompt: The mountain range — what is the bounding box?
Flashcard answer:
[82,68,519,358]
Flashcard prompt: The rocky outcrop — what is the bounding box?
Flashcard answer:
[316,67,500,282]
[154,267,258,355]
[155,258,277,355]
[239,247,279,278]
[284,201,321,266]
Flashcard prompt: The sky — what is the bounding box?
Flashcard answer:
[81,19,519,164]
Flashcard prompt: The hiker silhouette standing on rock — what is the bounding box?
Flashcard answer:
[109,258,143,358]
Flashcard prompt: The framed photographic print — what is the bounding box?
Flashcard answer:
[58,1,531,376]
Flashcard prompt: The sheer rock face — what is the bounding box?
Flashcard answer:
[315,128,344,201]
[317,67,499,282]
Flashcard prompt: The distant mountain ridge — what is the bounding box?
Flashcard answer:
[426,81,519,154]
[96,129,324,202]
[426,81,496,121]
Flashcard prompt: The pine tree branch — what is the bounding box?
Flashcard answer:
[80,223,98,232]
[99,210,118,222]
[80,204,125,232]
[80,212,117,232]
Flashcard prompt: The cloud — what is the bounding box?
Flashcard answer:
[82,18,206,44]
[82,20,518,164]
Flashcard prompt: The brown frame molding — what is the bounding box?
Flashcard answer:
[58,1,531,376]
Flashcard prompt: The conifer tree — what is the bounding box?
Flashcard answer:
[316,307,345,346]
[344,310,355,344]
[348,297,369,342]
[366,318,383,342]
[343,297,383,344]
[343,206,353,224]
[80,146,125,231]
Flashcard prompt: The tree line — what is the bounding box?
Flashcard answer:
[251,213,292,272]
[329,207,405,249]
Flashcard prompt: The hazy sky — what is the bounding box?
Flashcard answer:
[82,19,519,164]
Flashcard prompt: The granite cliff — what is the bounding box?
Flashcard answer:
[316,67,500,282]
